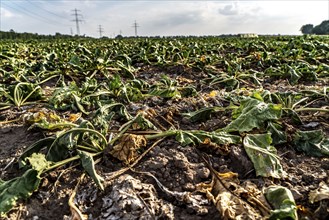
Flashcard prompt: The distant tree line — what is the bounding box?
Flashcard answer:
[0,29,92,40]
[301,20,329,35]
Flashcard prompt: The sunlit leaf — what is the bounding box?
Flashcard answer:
[243,133,284,178]
[265,186,298,220]
[224,98,282,132]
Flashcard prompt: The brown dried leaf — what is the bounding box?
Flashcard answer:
[68,174,88,220]
[197,170,270,220]
[68,113,82,122]
[165,110,174,122]
[309,181,329,203]
[176,76,195,84]
[199,138,230,155]
[69,207,88,220]
[110,134,147,164]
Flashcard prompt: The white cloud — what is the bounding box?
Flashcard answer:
[1,7,15,18]
[218,3,239,16]
[0,0,328,36]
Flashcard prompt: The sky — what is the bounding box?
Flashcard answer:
[0,0,328,37]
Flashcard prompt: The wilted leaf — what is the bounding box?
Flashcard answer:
[182,107,216,122]
[47,131,77,162]
[149,75,181,99]
[110,134,147,164]
[202,131,241,145]
[224,98,282,132]
[0,169,41,217]
[176,131,200,146]
[293,129,329,157]
[200,138,230,155]
[23,110,77,131]
[267,122,287,145]
[175,130,240,147]
[180,86,197,97]
[197,171,270,220]
[309,182,329,203]
[19,137,56,168]
[265,186,298,220]
[77,150,104,190]
[243,133,284,178]
[132,114,157,130]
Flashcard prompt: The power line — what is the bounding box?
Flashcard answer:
[10,1,65,25]
[71,8,83,35]
[26,0,68,20]
[132,20,139,37]
[98,25,104,38]
[3,1,69,27]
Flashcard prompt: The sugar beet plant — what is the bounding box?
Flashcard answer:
[0,36,328,218]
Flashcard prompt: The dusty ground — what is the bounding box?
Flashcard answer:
[0,65,328,220]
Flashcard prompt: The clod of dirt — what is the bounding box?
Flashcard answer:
[98,174,174,220]
[228,145,254,177]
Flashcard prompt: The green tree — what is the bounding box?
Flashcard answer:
[300,24,313,34]
[312,20,329,35]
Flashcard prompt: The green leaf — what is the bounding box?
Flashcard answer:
[293,129,329,157]
[284,109,303,125]
[0,169,41,217]
[267,122,287,145]
[180,86,197,97]
[286,65,301,85]
[175,131,201,146]
[68,55,82,69]
[224,98,282,132]
[265,186,298,220]
[47,132,76,162]
[77,150,104,190]
[148,75,181,99]
[175,130,241,147]
[19,137,56,168]
[243,133,284,178]
[149,86,181,99]
[194,130,241,145]
[133,114,157,130]
[182,107,216,122]
[26,153,52,173]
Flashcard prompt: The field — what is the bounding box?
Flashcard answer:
[0,36,328,219]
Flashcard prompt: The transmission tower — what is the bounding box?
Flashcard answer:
[71,8,83,35]
[98,25,104,38]
[132,20,140,37]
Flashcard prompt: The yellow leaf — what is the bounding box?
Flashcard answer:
[209,90,218,98]
[68,113,82,122]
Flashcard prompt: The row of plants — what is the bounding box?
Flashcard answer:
[0,36,328,218]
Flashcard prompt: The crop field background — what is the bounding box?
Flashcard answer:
[0,36,328,219]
